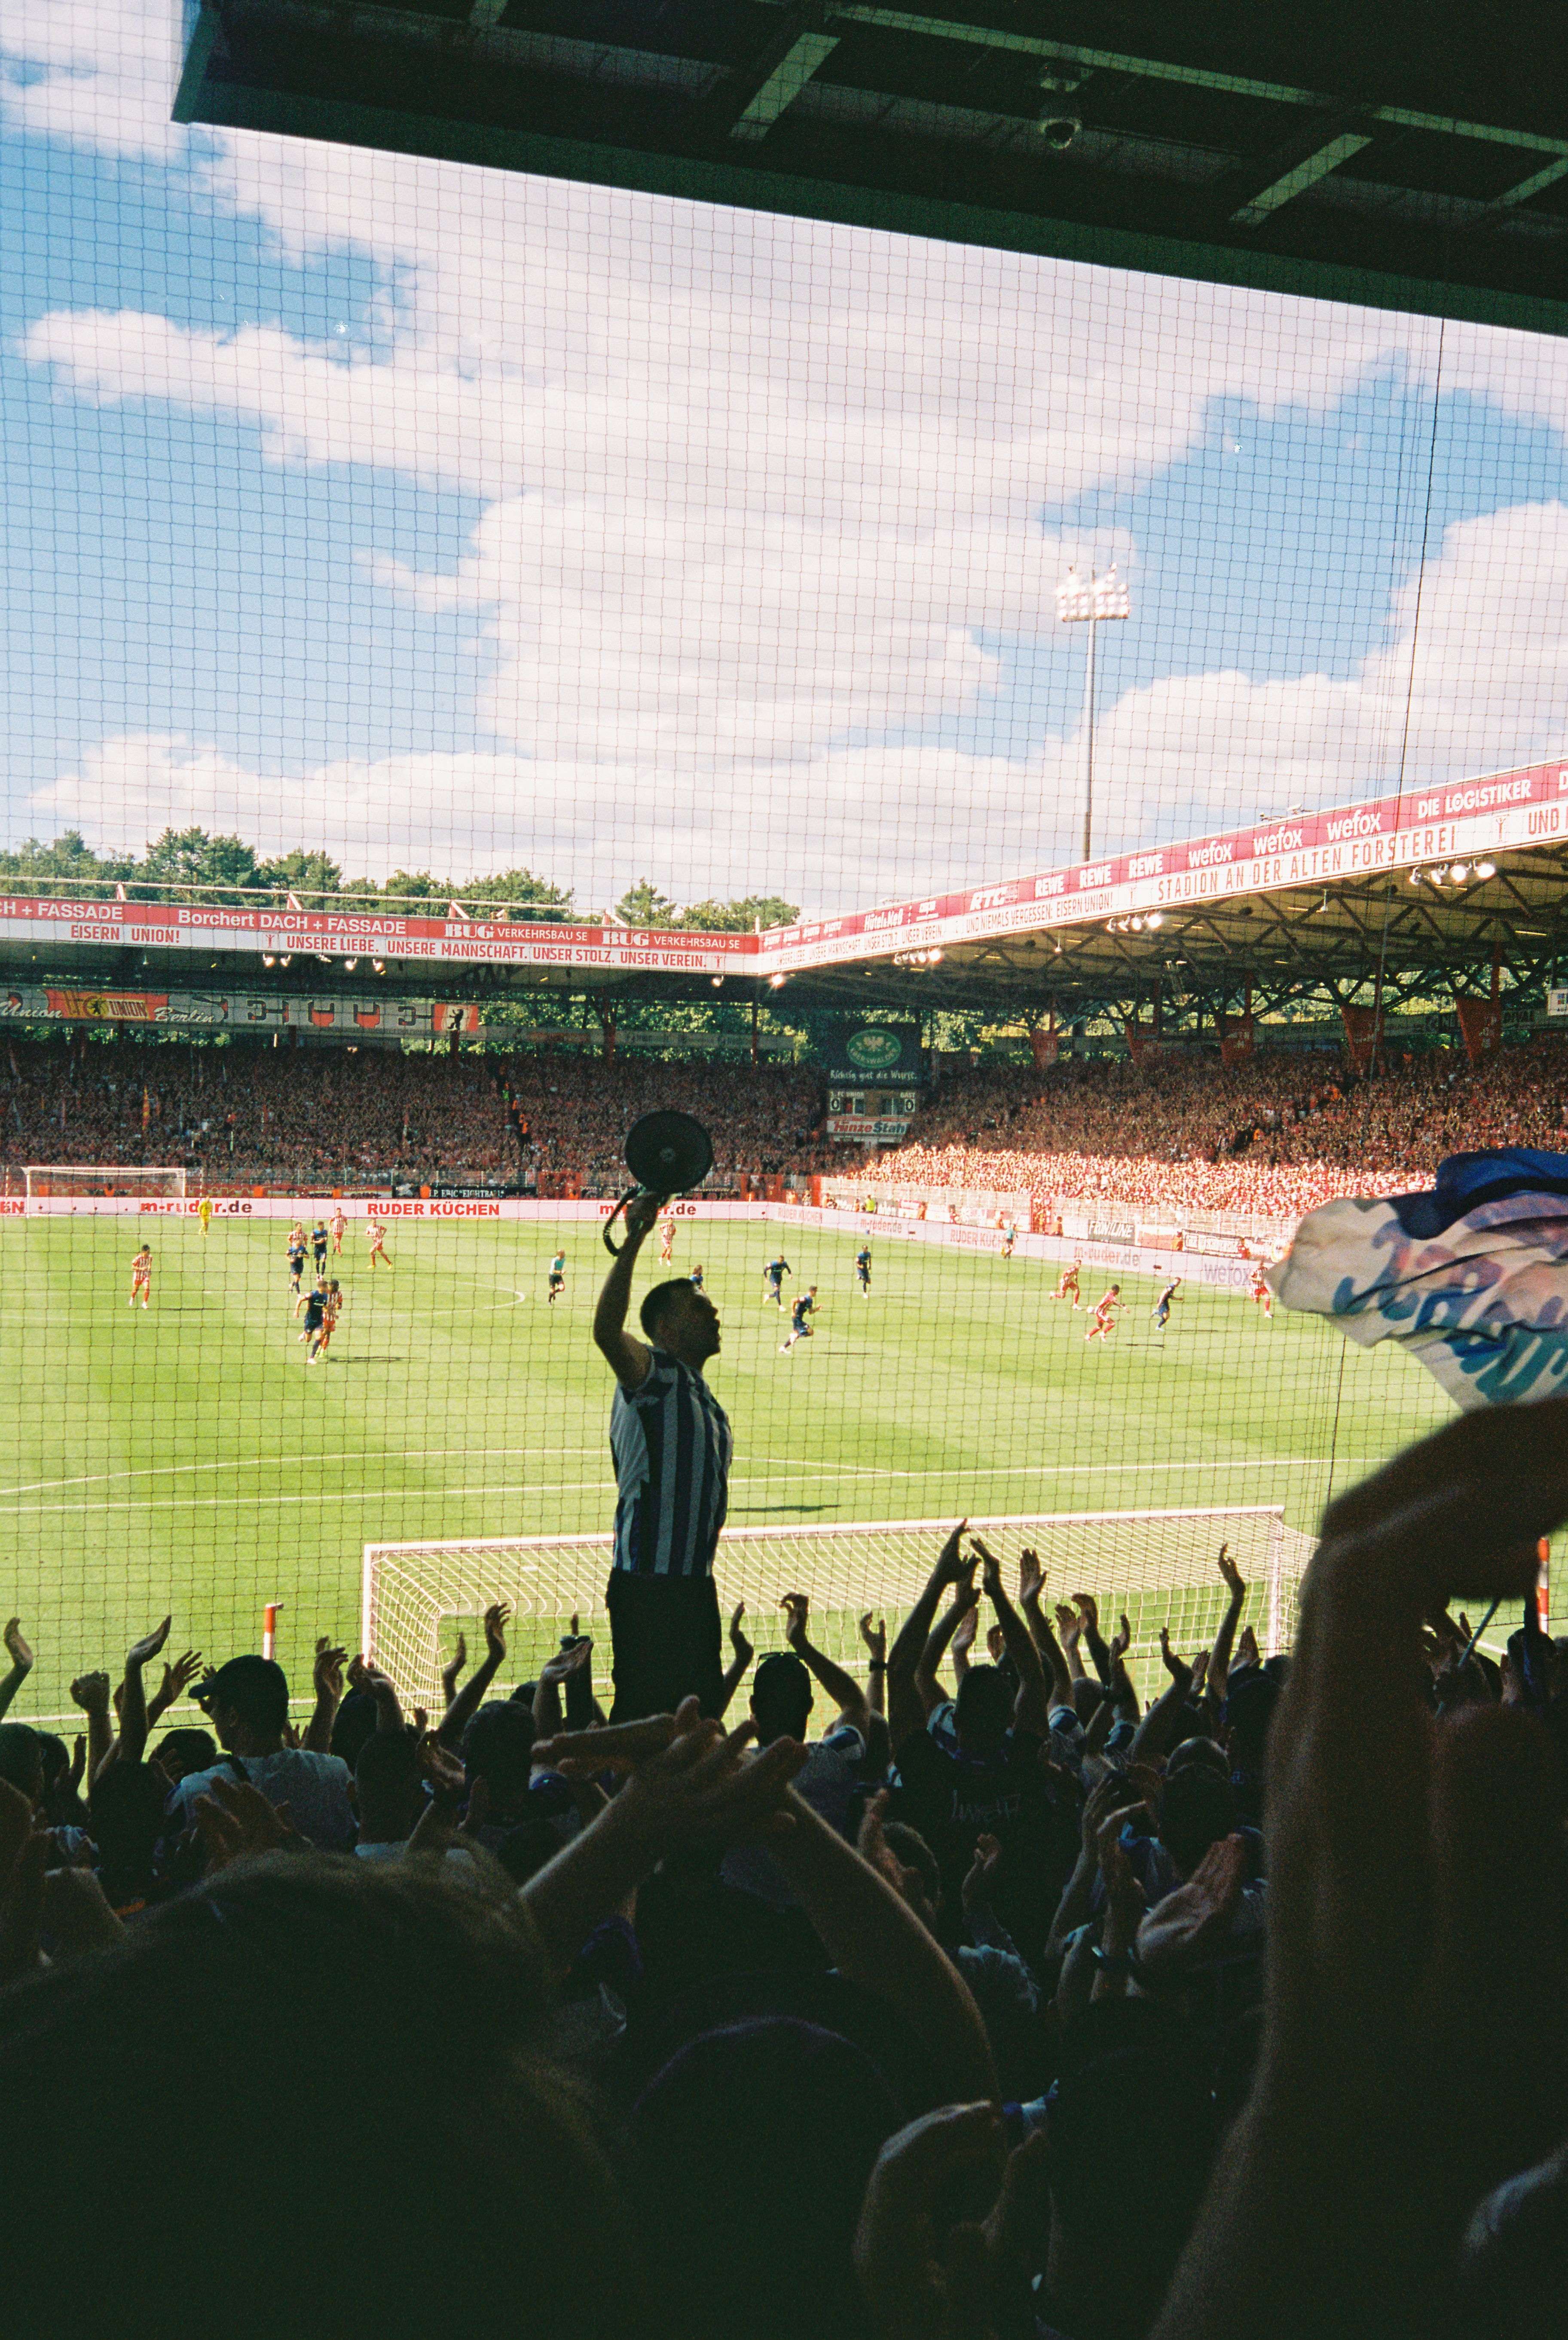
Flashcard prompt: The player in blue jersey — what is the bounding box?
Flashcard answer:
[780,1286,819,1353]
[1152,1275,1182,1332]
[762,1255,792,1308]
[689,1264,705,1293]
[1000,1220,1018,1257]
[286,1221,307,1297]
[547,1251,566,1305]
[855,1245,872,1299]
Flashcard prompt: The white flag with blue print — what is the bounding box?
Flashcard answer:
[1267,1149,1568,1410]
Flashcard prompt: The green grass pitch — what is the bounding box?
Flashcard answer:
[3,1214,1455,1723]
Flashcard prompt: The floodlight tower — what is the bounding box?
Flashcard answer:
[1056,564,1131,861]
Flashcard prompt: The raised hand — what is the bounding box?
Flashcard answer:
[1017,1548,1044,1606]
[159,1649,203,1705]
[1137,1832,1247,1979]
[969,1536,1004,1600]
[1097,1817,1148,1950]
[1217,1542,1245,1598]
[70,1671,111,1714]
[535,1698,805,1855]
[859,1611,887,1663]
[1236,1623,1261,1670]
[482,1601,510,1663]
[1080,1769,1125,1860]
[729,1601,753,1661]
[961,1830,1004,1914]
[125,1615,172,1671]
[1110,1612,1133,1666]
[1072,1591,1100,1632]
[3,1619,34,1674]
[1190,1649,1211,1698]
[1055,1602,1082,1652]
[779,1592,810,1650]
[1158,1625,1192,1685]
[951,1600,979,1660]
[191,1776,305,1871]
[622,1189,668,1242]
[538,1638,592,1688]
[417,1730,467,1803]
[440,1631,468,1702]
[935,1519,972,1585]
[985,1624,1006,1665]
[312,1638,347,1701]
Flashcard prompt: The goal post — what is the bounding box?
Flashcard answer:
[364,1505,1315,1715]
[24,1165,188,1198]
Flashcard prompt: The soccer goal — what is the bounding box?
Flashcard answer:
[364,1505,1314,1715]
[24,1165,188,1199]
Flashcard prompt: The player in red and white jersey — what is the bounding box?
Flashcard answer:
[367,1219,393,1270]
[1084,1283,1122,1344]
[128,1242,153,1309]
[1250,1262,1273,1318]
[658,1215,675,1265]
[330,1207,347,1256]
[1054,1260,1082,1307]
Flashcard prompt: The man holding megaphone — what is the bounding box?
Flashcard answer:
[593,1187,731,1720]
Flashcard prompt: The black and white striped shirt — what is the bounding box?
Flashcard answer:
[610,1350,731,1577]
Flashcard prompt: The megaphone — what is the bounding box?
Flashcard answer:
[602,1110,714,1255]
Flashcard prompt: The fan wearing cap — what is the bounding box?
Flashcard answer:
[166,1654,356,1852]
[594,1188,731,1721]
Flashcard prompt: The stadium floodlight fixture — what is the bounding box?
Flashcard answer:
[1474,861,1496,879]
[1145,911,1164,929]
[711,975,723,988]
[263,953,275,966]
[373,959,385,973]
[279,954,291,966]
[768,972,786,988]
[344,957,357,970]
[1450,863,1469,882]
[1056,564,1131,861]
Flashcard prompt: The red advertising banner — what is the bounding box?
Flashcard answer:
[1030,1025,1058,1069]
[1220,1012,1255,1068]
[432,1003,481,1034]
[1455,995,1504,1067]
[1340,1002,1383,1071]
[1124,1019,1161,1065]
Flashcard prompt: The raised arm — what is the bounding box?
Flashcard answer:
[715,1602,754,1720]
[592,1190,665,1388]
[115,1616,171,1771]
[350,1656,407,1735]
[912,1581,976,1718]
[1072,1591,1113,1687]
[145,1646,203,1736]
[532,1636,592,1743]
[1207,1545,1247,1712]
[440,1630,468,1716]
[303,1639,347,1754]
[886,1522,969,1747]
[1018,1552,1075,1713]
[859,1612,887,1718]
[437,1602,510,1748]
[1130,1626,1195,1764]
[0,1620,34,1721]
[70,1672,114,1788]
[781,1593,869,1738]
[971,1539,1050,1737]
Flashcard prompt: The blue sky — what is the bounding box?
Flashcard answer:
[3,3,1567,911]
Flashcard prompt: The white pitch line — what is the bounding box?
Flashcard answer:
[0,1448,607,1499]
[0,1454,1351,1517]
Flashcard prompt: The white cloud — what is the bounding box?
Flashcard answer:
[0,0,185,161]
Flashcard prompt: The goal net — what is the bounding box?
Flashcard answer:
[364,1505,1314,1717]
[24,1165,188,1198]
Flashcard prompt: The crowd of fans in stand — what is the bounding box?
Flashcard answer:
[868,1039,1568,1222]
[0,1036,825,1191]
[2,1397,1565,2337]
[8,1029,1568,1214]
[504,1052,825,1188]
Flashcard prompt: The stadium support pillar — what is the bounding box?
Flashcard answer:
[1151,980,1163,1042]
[751,996,759,1064]
[597,1006,617,1064]
[1491,943,1502,1006]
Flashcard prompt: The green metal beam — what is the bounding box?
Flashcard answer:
[174,49,1568,337]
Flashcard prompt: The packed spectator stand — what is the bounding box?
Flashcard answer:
[6,1027,1568,1222]
[1,1403,1564,2338]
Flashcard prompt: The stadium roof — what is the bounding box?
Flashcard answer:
[176,1,1568,334]
[6,754,1568,1022]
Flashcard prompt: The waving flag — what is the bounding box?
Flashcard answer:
[1268,1150,1568,1410]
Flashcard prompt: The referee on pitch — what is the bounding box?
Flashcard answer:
[593,1189,731,1719]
